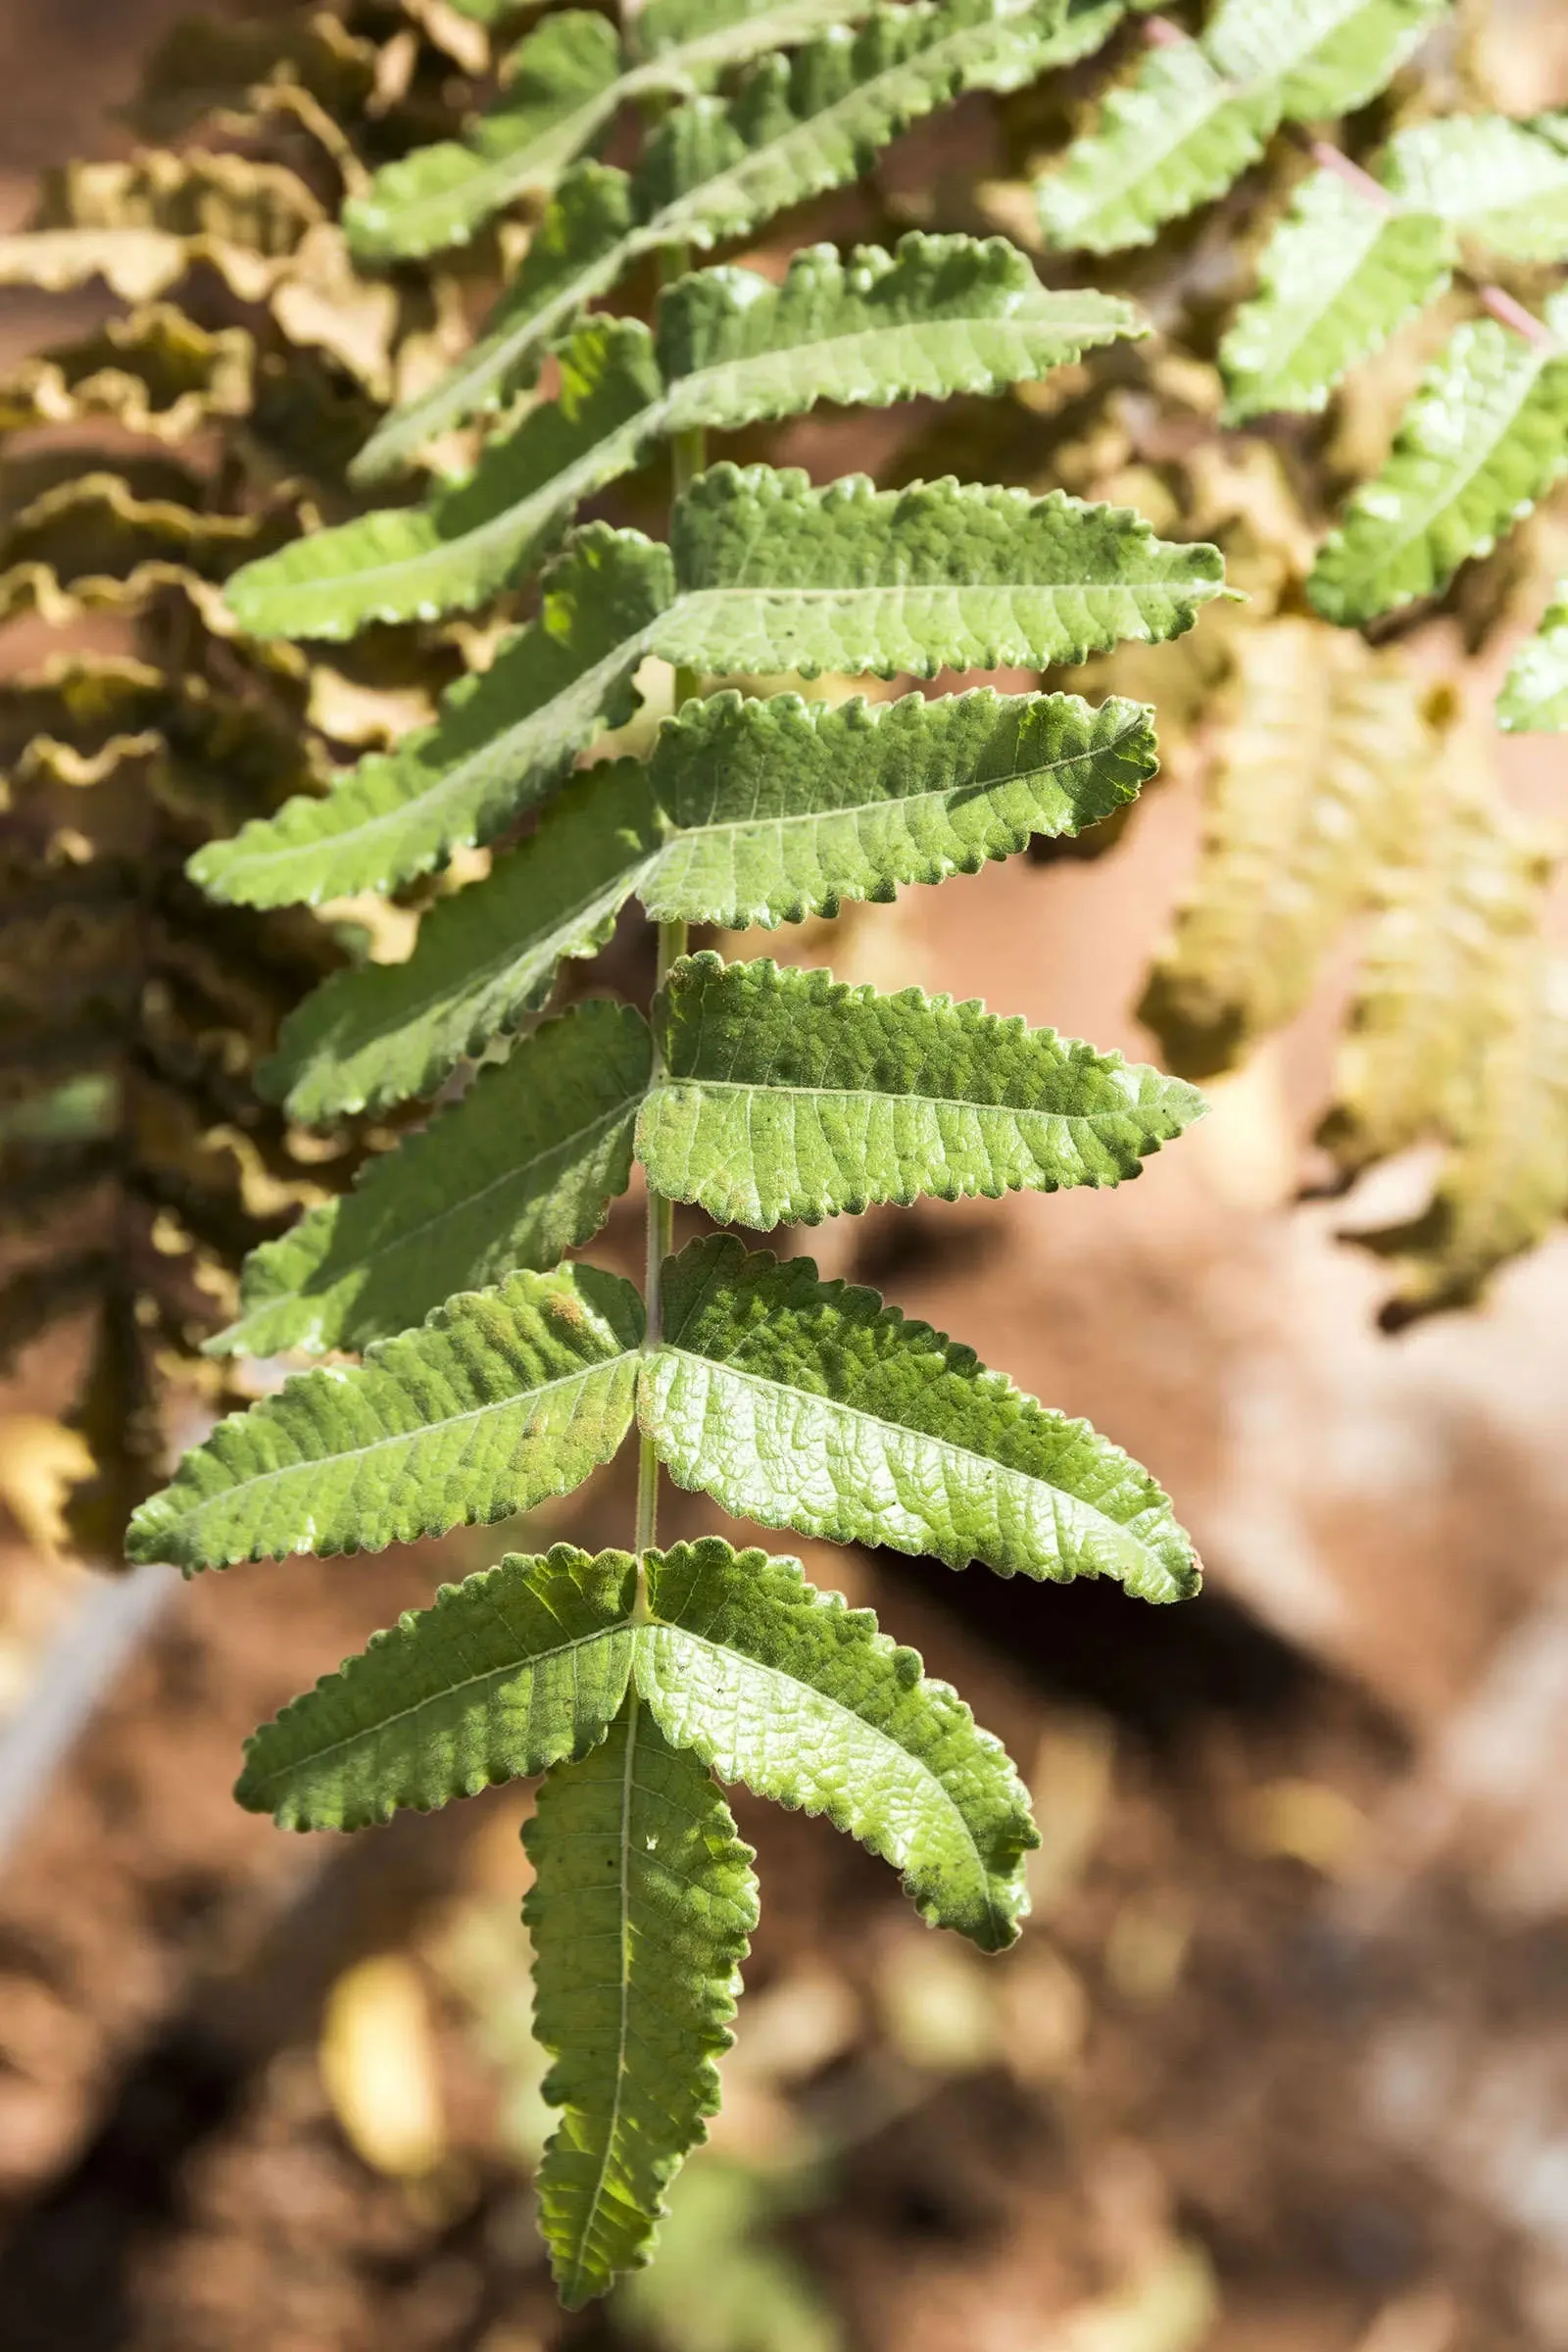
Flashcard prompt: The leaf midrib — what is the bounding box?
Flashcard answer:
[651,1068,1146,1123]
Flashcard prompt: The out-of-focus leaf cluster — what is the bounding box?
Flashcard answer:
[0,0,505,1556]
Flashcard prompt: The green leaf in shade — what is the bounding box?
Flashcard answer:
[637,1538,1037,1950]
[265,765,662,1123]
[642,685,1156,927]
[528,1694,758,2308]
[221,1002,652,1356]
[196,529,672,905]
[1382,113,1568,263]
[231,238,1142,639]
[346,0,869,263]
[642,1235,1202,1603]
[662,466,1228,679]
[235,1544,640,1828]
[211,467,1223,911]
[353,0,1072,476]
[1498,581,1568,733]
[637,952,1203,1227]
[1308,300,1568,626]
[228,319,666,643]
[126,1263,644,1571]
[1220,167,1454,421]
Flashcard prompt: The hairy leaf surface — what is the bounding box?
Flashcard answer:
[637,1539,1036,1949]
[126,1263,645,1571]
[235,1545,640,1828]
[640,684,1157,926]
[1498,581,1568,733]
[1221,168,1453,420]
[1308,301,1568,625]
[1204,0,1446,118]
[225,1003,652,1354]
[232,238,1141,636]
[355,0,1071,474]
[643,1237,1200,1602]
[639,954,1202,1225]
[528,1696,757,2309]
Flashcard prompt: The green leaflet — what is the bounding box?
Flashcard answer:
[222,1002,652,1356]
[235,1545,641,1829]
[1220,168,1454,421]
[639,953,1203,1226]
[265,767,663,1123]
[1036,0,1447,254]
[1203,0,1446,119]
[1308,300,1568,625]
[267,688,1157,1122]
[228,319,666,642]
[528,1695,757,2308]
[1036,39,1278,256]
[208,469,1224,908]
[200,530,672,906]
[345,0,868,262]
[125,1262,645,1572]
[230,238,1142,638]
[637,1539,1036,1950]
[639,684,1156,926]
[1382,114,1568,263]
[662,466,1228,679]
[354,0,1070,476]
[1498,583,1568,733]
[643,1236,1201,1603]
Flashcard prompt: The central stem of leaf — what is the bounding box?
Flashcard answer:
[633,296,706,1585]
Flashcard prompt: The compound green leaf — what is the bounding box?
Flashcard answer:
[232,238,1141,639]
[228,319,666,642]
[642,1236,1201,1603]
[126,1262,645,1571]
[235,1544,640,1829]
[347,0,869,262]
[640,684,1157,927]
[222,1002,652,1355]
[528,1694,757,2309]
[1035,38,1280,255]
[355,0,1070,475]
[1220,167,1454,421]
[1382,113,1568,263]
[1308,301,1568,625]
[638,954,1201,1225]
[662,465,1228,677]
[1204,0,1446,119]
[266,765,662,1122]
[199,529,672,905]
[637,1538,1037,1949]
[1498,581,1568,733]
